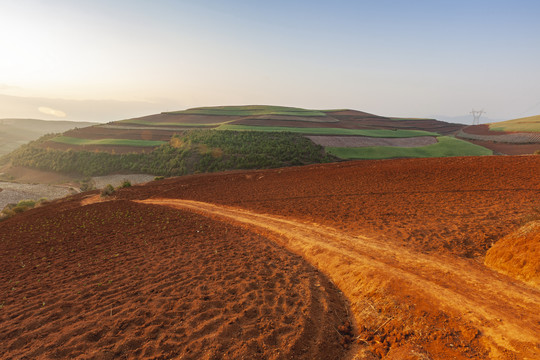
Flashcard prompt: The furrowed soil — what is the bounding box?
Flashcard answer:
[2,155,539,359]
[115,155,540,359]
[0,200,351,359]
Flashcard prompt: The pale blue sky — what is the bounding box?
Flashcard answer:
[1,0,539,122]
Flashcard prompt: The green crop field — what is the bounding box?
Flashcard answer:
[51,136,167,147]
[217,124,439,137]
[118,118,223,127]
[488,115,540,132]
[326,136,493,159]
[164,105,327,117]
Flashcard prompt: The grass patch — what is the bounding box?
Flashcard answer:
[488,115,540,132]
[164,105,327,117]
[217,124,439,137]
[117,119,223,127]
[326,136,493,159]
[51,136,167,147]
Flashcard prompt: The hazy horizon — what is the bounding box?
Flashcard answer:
[2,0,539,123]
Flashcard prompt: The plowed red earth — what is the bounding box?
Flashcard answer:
[2,155,540,359]
[113,155,540,359]
[0,201,351,359]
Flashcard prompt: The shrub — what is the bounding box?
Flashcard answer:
[12,205,30,213]
[80,178,95,192]
[101,184,115,197]
[119,180,132,188]
[154,176,165,181]
[17,199,36,208]
[534,149,540,155]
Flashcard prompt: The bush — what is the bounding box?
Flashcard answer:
[119,180,131,188]
[80,178,95,192]
[534,149,540,155]
[12,205,30,213]
[101,184,115,197]
[154,176,165,181]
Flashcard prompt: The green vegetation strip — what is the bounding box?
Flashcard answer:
[217,124,439,137]
[164,105,327,117]
[51,136,167,147]
[118,119,223,127]
[326,136,493,159]
[4,130,331,177]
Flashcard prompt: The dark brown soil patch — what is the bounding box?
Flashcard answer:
[62,126,178,141]
[40,141,155,154]
[462,139,540,155]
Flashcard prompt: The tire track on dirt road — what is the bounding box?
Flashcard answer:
[137,198,540,359]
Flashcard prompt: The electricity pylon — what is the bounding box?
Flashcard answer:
[470,109,485,125]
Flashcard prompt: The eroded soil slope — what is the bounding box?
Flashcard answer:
[0,200,351,359]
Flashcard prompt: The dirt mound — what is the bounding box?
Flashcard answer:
[485,220,540,288]
[0,200,351,359]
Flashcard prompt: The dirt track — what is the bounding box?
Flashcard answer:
[140,198,540,359]
[2,155,539,359]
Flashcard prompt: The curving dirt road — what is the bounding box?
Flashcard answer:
[138,198,540,359]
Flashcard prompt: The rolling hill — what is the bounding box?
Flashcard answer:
[1,105,501,181]
[0,118,97,157]
[457,114,540,155]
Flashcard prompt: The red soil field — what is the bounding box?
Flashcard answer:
[41,141,155,154]
[229,110,464,135]
[0,200,351,359]
[461,124,511,136]
[461,138,540,155]
[2,155,539,359]
[62,126,178,141]
[119,156,540,259]
[125,113,241,125]
[114,155,539,359]
[458,124,540,154]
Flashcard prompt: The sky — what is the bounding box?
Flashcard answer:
[1,0,539,123]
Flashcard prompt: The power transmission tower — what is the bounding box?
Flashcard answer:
[470,109,485,125]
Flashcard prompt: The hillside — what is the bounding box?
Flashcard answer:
[1,155,539,359]
[0,118,97,157]
[457,114,540,155]
[1,105,499,180]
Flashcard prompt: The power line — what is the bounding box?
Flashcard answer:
[470,109,485,125]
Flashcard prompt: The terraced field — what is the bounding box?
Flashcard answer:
[457,116,540,155]
[2,105,510,179]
